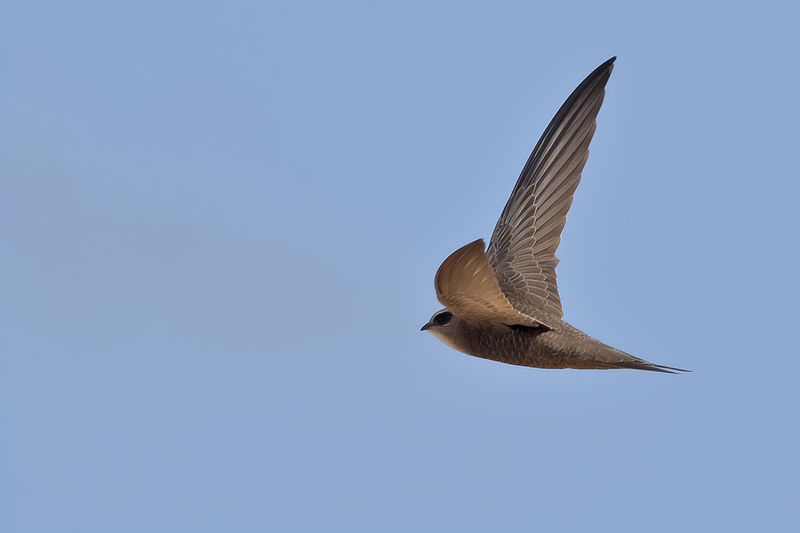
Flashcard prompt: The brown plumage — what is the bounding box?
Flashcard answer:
[421,57,687,374]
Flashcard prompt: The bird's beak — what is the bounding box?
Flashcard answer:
[420,322,431,331]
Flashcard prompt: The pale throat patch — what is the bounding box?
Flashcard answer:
[430,328,466,353]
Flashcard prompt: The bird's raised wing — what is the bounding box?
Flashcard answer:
[435,240,551,328]
[488,57,615,319]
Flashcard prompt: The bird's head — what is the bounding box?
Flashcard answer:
[420,309,454,332]
[421,309,469,351]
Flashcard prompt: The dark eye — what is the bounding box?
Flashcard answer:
[433,312,453,326]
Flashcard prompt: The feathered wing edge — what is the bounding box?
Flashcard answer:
[488,56,617,320]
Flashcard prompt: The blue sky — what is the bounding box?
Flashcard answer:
[1,1,798,532]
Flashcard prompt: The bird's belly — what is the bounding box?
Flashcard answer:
[467,329,573,369]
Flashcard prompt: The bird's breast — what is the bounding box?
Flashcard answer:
[430,329,471,354]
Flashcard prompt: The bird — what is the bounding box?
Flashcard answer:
[420,57,687,373]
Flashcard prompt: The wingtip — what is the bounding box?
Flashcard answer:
[579,56,616,88]
[600,56,616,72]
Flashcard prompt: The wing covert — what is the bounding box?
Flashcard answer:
[435,240,552,328]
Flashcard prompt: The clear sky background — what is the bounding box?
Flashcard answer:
[1,1,798,532]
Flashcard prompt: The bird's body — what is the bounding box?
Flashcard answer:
[429,316,675,372]
[421,57,687,373]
